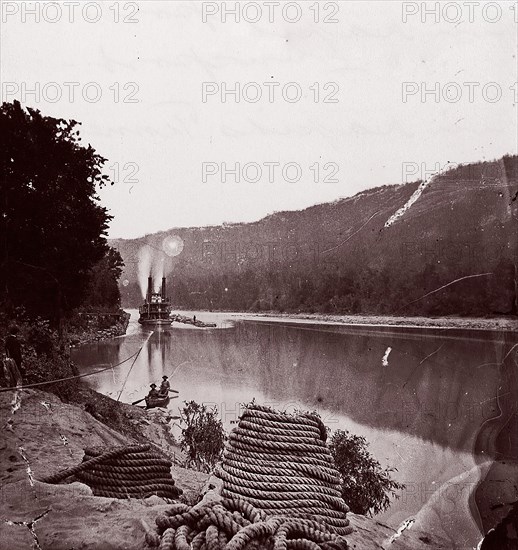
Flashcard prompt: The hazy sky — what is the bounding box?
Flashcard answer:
[2,1,517,238]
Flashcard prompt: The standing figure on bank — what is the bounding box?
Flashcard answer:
[4,325,24,386]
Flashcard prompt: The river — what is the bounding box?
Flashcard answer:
[72,310,518,548]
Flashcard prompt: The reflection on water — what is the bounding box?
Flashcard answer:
[72,311,518,547]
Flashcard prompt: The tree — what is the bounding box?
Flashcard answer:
[83,247,124,309]
[329,429,405,516]
[0,101,112,324]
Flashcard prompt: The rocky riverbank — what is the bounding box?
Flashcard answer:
[0,387,454,550]
[68,309,131,347]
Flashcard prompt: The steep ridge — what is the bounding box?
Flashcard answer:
[112,155,517,316]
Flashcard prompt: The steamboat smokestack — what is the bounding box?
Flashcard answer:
[161,277,166,299]
[147,276,153,302]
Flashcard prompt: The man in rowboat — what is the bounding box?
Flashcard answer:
[159,376,170,397]
[147,383,160,399]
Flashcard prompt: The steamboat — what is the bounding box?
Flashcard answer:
[138,276,173,325]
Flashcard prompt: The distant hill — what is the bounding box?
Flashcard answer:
[111,155,518,317]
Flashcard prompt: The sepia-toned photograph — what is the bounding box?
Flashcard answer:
[0,1,517,549]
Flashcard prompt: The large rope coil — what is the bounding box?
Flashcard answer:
[40,444,182,500]
[148,405,352,550]
[215,405,352,537]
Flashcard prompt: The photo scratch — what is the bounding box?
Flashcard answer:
[382,347,392,367]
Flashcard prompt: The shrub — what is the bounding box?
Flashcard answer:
[329,429,405,516]
[20,346,79,401]
[179,400,225,472]
[26,318,55,356]
[0,313,78,400]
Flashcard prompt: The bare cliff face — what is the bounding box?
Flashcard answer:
[0,388,450,549]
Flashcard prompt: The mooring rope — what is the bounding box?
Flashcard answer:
[116,330,154,401]
[0,345,144,393]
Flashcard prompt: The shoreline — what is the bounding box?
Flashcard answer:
[170,308,518,333]
[249,312,518,332]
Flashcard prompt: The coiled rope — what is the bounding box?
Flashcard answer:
[216,405,351,537]
[151,497,351,550]
[148,405,352,549]
[40,444,182,500]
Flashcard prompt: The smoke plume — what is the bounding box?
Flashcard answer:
[137,246,153,299]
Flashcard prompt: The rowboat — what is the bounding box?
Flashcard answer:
[145,395,170,409]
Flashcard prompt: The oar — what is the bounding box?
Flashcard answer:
[169,389,179,393]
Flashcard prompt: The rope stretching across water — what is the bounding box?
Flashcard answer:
[0,346,144,393]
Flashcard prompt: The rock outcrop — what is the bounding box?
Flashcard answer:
[0,389,448,549]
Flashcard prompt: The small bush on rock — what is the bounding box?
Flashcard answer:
[179,400,225,472]
[329,429,405,516]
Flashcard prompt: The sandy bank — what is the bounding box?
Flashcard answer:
[235,312,518,332]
